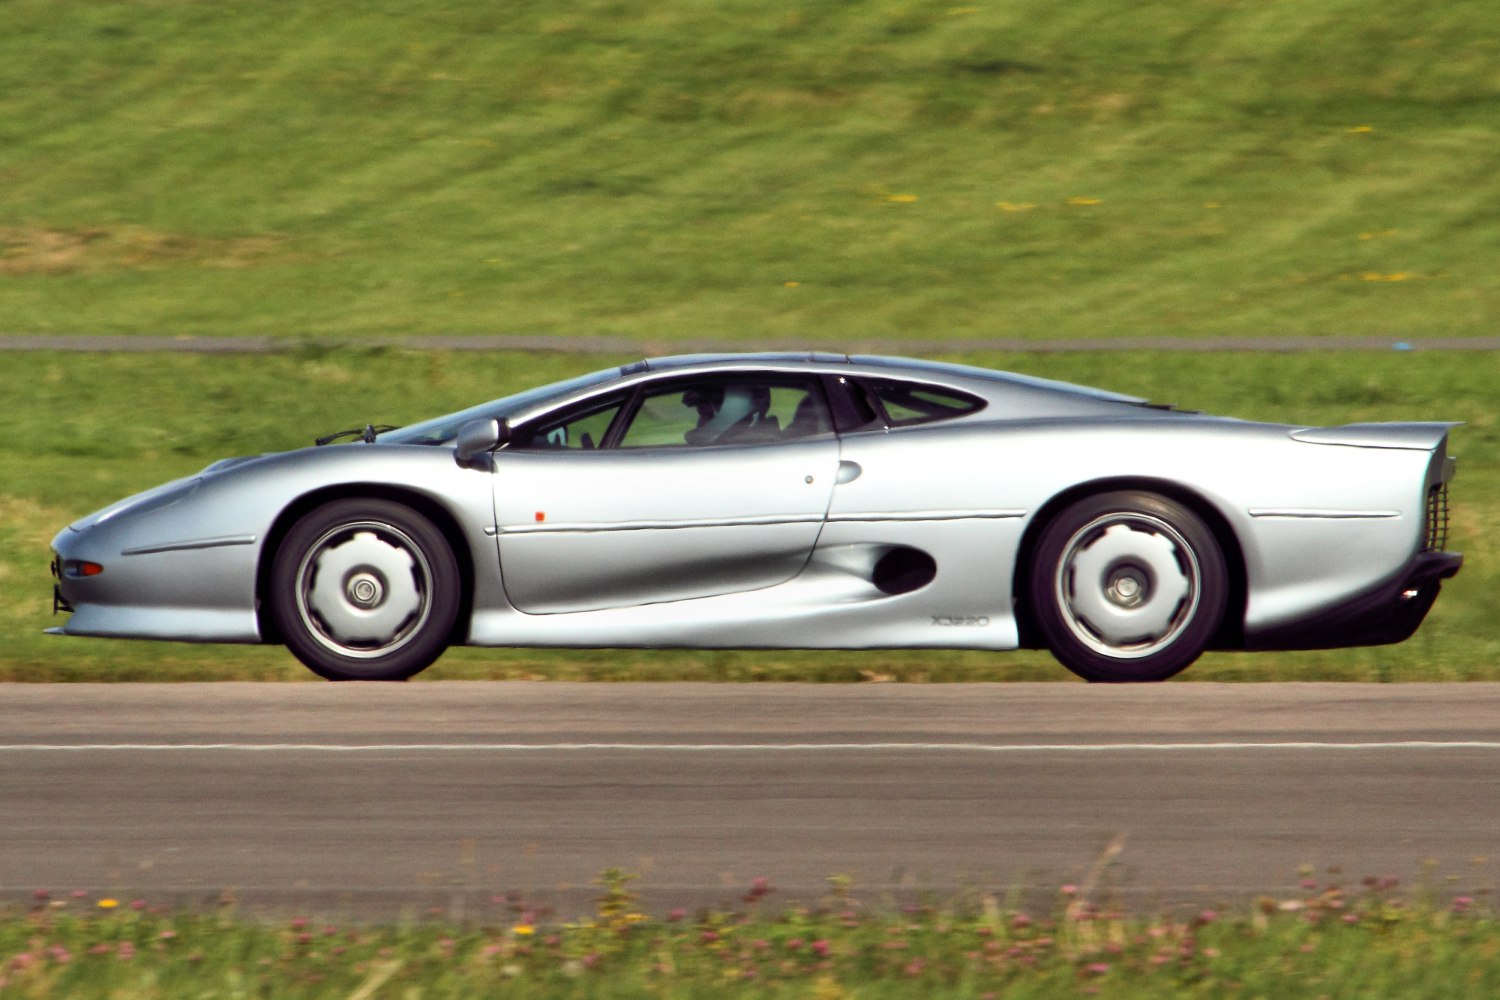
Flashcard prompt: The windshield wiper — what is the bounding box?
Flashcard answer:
[314,424,400,446]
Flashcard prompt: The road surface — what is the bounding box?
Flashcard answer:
[5,682,1498,916]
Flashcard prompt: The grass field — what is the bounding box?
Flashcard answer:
[3,0,1498,342]
[4,1,1495,680]
[3,873,1497,998]
[8,348,1494,683]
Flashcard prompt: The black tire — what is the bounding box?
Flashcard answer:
[269,499,460,681]
[1028,491,1227,682]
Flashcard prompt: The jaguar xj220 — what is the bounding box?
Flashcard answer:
[49,353,1462,682]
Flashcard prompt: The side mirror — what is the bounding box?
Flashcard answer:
[454,418,510,467]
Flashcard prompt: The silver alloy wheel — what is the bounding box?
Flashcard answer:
[1053,512,1201,659]
[293,520,434,659]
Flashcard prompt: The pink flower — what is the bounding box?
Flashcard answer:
[117,942,135,961]
[811,940,831,958]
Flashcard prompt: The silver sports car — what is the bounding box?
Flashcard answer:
[49,353,1462,682]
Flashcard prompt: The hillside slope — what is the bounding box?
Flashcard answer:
[3,0,1497,341]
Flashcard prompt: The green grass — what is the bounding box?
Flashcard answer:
[3,872,1498,998]
[3,0,1498,341]
[6,348,1494,682]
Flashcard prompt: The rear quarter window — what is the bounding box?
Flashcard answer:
[862,378,986,427]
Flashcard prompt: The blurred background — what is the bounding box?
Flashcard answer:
[3,0,1495,680]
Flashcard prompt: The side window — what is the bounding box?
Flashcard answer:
[862,379,985,427]
[618,376,832,448]
[518,400,623,450]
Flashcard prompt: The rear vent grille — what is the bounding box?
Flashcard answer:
[1423,482,1450,552]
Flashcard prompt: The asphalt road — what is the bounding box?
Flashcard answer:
[5,682,1500,917]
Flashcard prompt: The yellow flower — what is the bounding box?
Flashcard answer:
[1362,272,1414,282]
[98,898,119,909]
[1348,125,1373,133]
[783,281,800,288]
[886,193,918,203]
[512,924,535,936]
[1066,196,1102,206]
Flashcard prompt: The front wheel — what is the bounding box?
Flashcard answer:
[1028,491,1227,682]
[269,499,460,681]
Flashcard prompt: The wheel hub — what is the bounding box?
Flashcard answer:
[298,527,428,654]
[1057,516,1200,657]
[1105,568,1147,607]
[346,572,384,608]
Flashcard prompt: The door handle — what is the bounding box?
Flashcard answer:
[837,461,862,484]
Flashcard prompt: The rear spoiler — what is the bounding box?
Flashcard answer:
[1290,422,1460,451]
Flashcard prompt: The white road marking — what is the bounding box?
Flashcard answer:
[2,741,1500,752]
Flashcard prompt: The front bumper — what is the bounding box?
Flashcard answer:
[1247,549,1463,651]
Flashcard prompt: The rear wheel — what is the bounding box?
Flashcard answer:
[1029,491,1227,682]
[269,499,460,681]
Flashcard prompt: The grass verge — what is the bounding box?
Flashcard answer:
[3,871,1497,998]
[8,347,1495,682]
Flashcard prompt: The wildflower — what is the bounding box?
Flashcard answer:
[159,930,177,941]
[1453,896,1474,913]
[512,924,536,936]
[1085,962,1111,975]
[1066,197,1102,206]
[117,942,135,961]
[97,899,119,909]
[810,939,831,958]
[886,194,918,203]
[667,908,687,922]
[1348,125,1373,133]
[783,281,800,288]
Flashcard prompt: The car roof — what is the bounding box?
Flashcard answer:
[630,352,1145,405]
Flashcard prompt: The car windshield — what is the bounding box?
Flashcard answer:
[377,366,626,446]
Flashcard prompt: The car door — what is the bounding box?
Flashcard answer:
[493,373,840,614]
